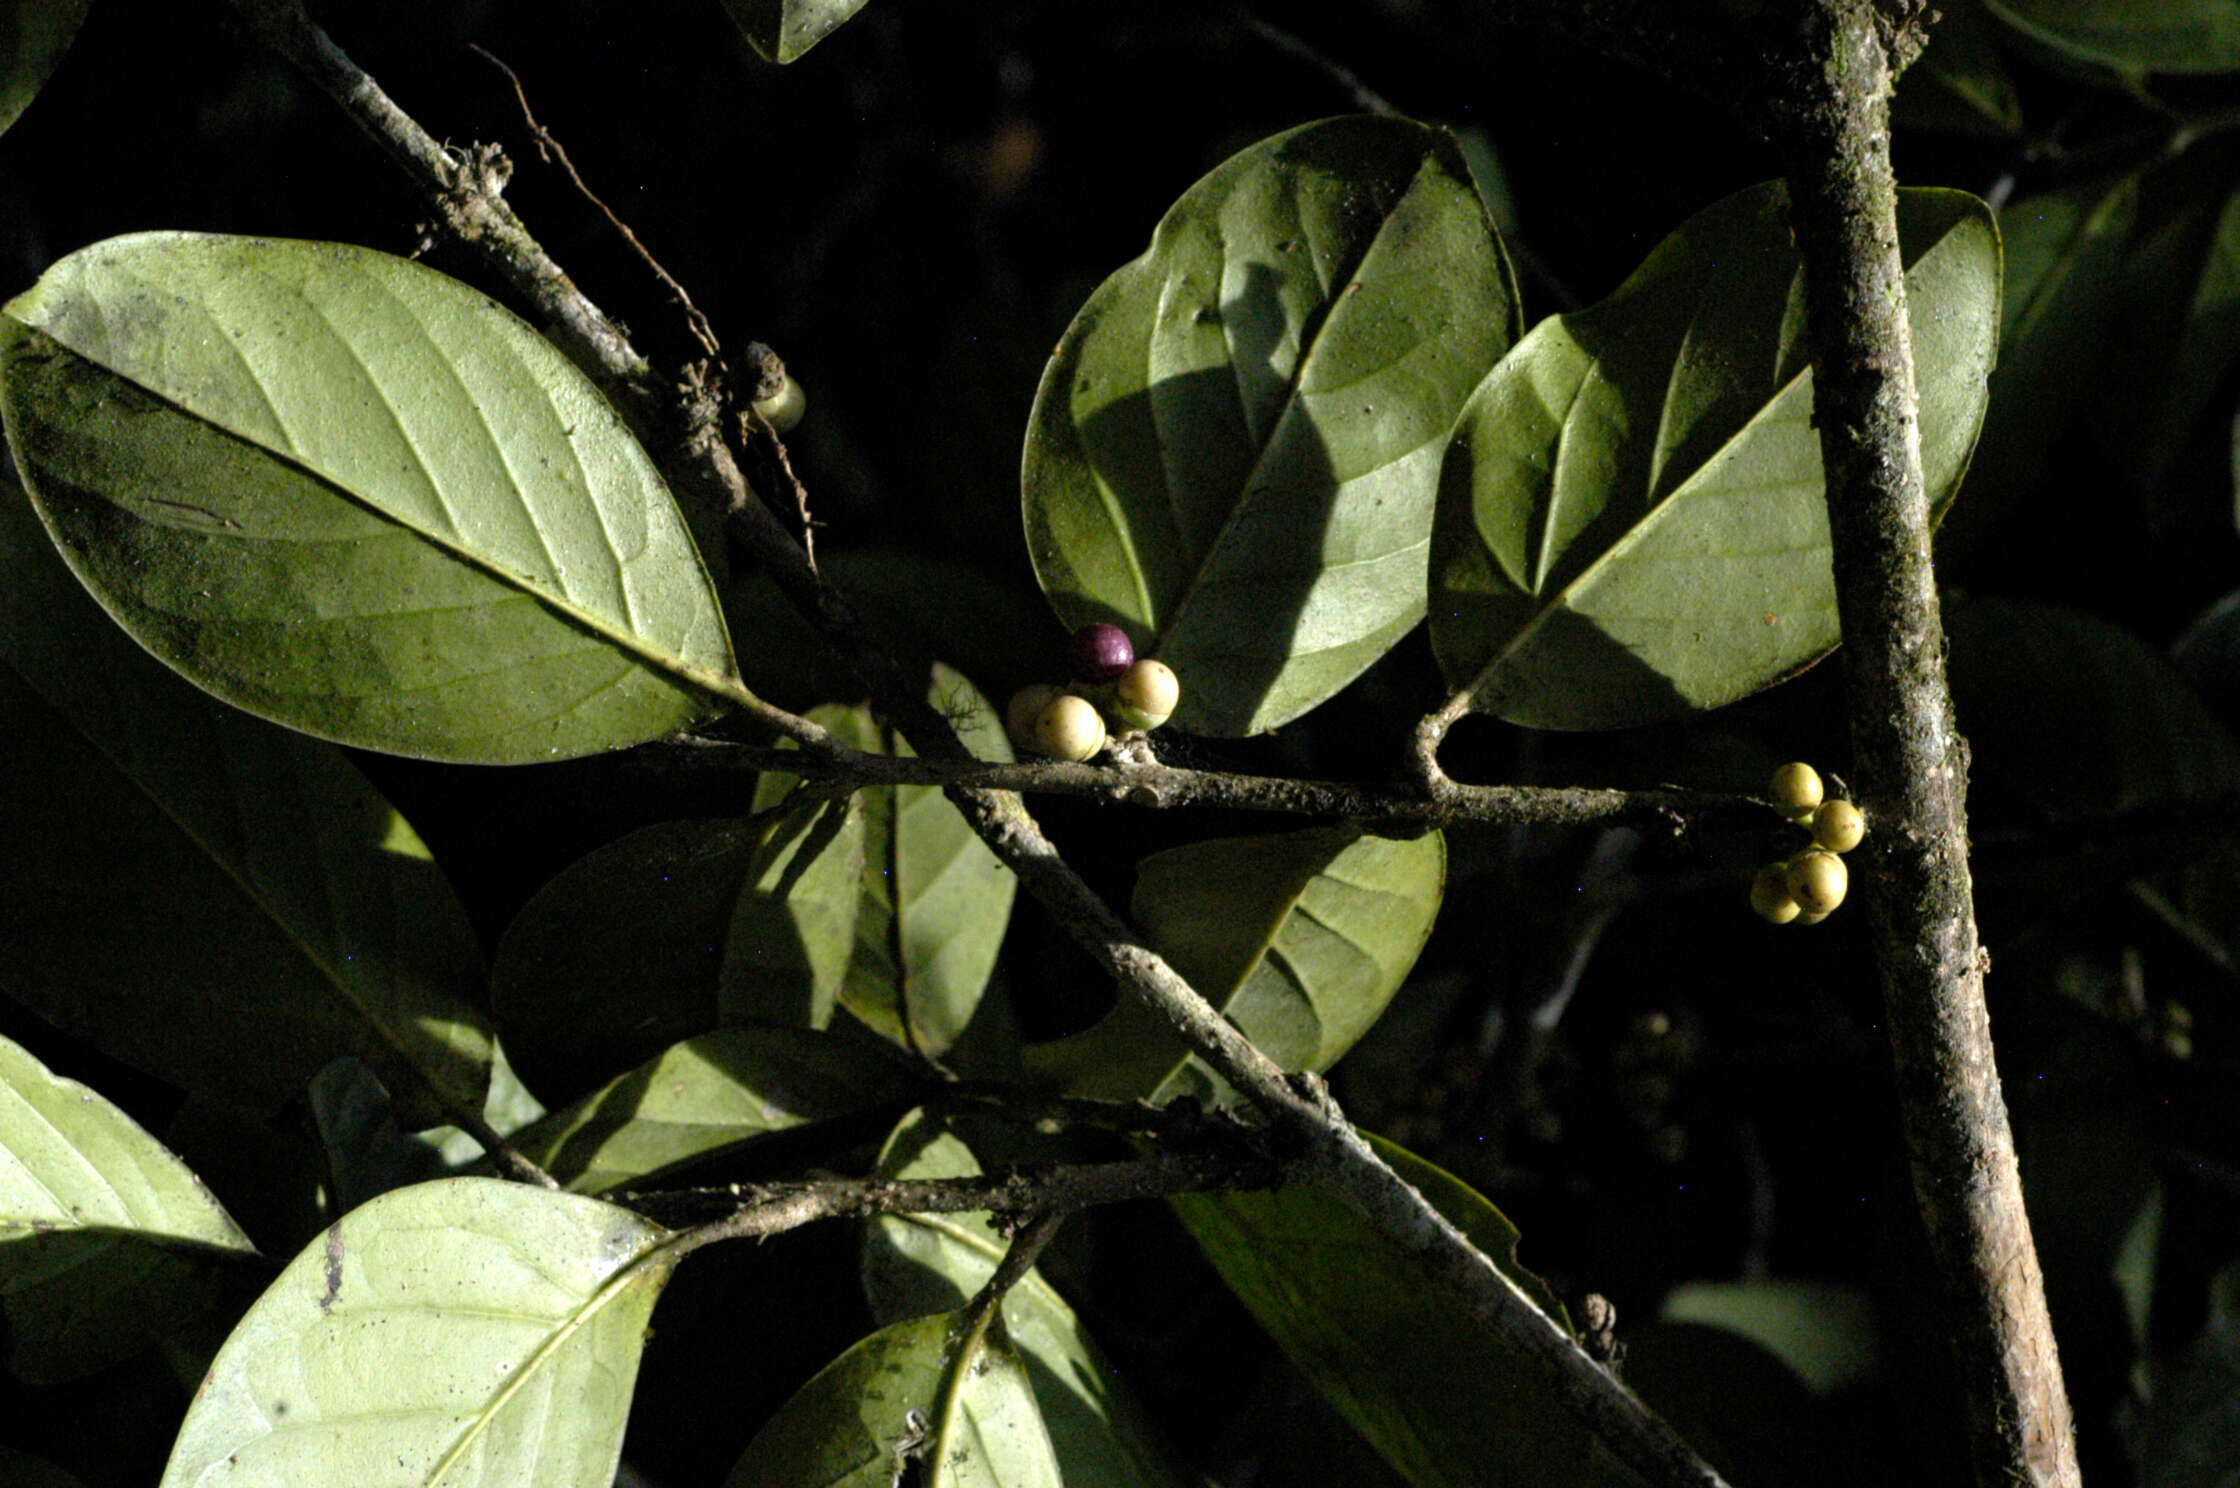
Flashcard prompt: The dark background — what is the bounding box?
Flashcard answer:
[2,3,2237,1486]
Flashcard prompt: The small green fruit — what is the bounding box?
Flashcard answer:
[1785,850,1848,915]
[1035,693,1107,761]
[1769,762,1824,819]
[1811,799,1866,854]
[1750,864,1800,924]
[1005,684,1063,752]
[1109,658,1180,730]
[752,372,807,433]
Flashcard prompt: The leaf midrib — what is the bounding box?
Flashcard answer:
[1149,152,1442,657]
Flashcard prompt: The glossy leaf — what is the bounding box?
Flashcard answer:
[720,797,868,1030]
[724,1311,1062,1488]
[0,1034,259,1383]
[161,1179,675,1488]
[861,1111,1188,1488]
[1894,0,2025,137]
[1940,172,2137,554]
[1173,1133,1589,1488]
[0,471,492,1122]
[1031,825,1445,1103]
[1947,596,2240,825]
[508,1027,916,1194]
[1660,1279,1878,1395]
[1429,182,1998,729]
[1985,0,2240,75]
[0,233,738,763]
[1024,116,1523,736]
[721,0,870,63]
[760,673,1019,1058]
[0,0,91,136]
[492,815,768,1102]
[2087,140,2240,495]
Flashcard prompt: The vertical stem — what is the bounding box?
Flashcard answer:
[1771,6,2080,1486]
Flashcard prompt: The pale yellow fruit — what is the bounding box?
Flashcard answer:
[1750,864,1801,924]
[1812,799,1866,854]
[1785,850,1848,915]
[1034,693,1107,761]
[1769,762,1824,818]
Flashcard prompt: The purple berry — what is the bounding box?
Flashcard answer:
[1070,622,1135,682]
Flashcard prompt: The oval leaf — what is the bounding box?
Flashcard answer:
[1429,182,1998,729]
[1172,1133,1589,1488]
[759,671,1019,1059]
[1024,116,1523,736]
[721,0,871,63]
[0,0,90,136]
[0,1034,260,1383]
[720,795,869,1029]
[1985,0,2240,76]
[161,1178,675,1488]
[508,1027,918,1195]
[0,233,739,763]
[1030,825,1445,1102]
[861,1111,1189,1488]
[725,1310,1062,1488]
[0,473,492,1121]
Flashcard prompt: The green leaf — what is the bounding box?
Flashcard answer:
[760,673,1019,1059]
[721,0,870,63]
[0,471,492,1122]
[491,814,770,1102]
[0,0,91,136]
[1947,596,2240,825]
[1429,182,1998,729]
[724,1311,1063,1488]
[720,795,869,1030]
[2087,140,2240,496]
[1030,825,1445,1103]
[1173,1132,1589,1488]
[861,1111,1189,1488]
[1024,115,1523,736]
[161,1179,675,1488]
[0,233,739,763]
[1659,1279,1878,1395]
[1985,0,2240,76]
[1939,171,2138,554]
[508,1027,917,1194]
[1894,0,2026,137]
[0,1034,260,1383]
[1585,1323,1835,1488]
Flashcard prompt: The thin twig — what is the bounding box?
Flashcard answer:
[657,731,1769,833]
[468,43,724,366]
[1239,11,1403,116]
[648,1147,1282,1257]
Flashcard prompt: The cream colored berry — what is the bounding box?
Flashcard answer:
[1769,762,1824,818]
[1005,684,1063,752]
[1785,850,1848,915]
[1034,693,1107,761]
[1750,864,1801,924]
[1812,799,1866,854]
[1109,658,1180,731]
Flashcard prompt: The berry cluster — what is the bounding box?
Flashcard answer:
[1006,623,1181,761]
[1751,762,1868,925]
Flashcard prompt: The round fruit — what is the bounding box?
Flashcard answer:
[1785,850,1848,915]
[1811,799,1866,854]
[1110,658,1180,730]
[751,373,807,433]
[1070,622,1135,683]
[1769,762,1824,818]
[1035,693,1108,761]
[1750,864,1800,924]
[1004,684,1063,751]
